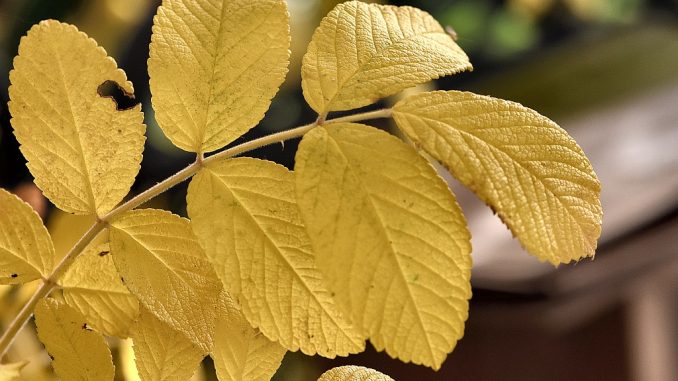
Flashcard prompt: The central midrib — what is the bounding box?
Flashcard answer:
[328,133,438,362]
[51,40,97,212]
[199,3,275,149]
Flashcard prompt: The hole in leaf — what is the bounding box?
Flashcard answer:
[10,273,18,278]
[97,80,138,111]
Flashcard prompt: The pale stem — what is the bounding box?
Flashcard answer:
[0,222,105,359]
[0,107,392,360]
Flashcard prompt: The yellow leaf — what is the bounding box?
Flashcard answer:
[301,1,471,115]
[295,123,471,369]
[149,0,291,153]
[211,292,286,381]
[109,209,222,352]
[0,361,28,381]
[392,91,602,264]
[0,188,54,284]
[317,366,395,381]
[34,298,114,381]
[187,158,364,357]
[8,20,145,216]
[131,306,205,381]
[59,241,139,337]
[47,210,96,262]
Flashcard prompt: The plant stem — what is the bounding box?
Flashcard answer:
[0,107,392,360]
[100,161,202,222]
[202,121,316,166]
[0,222,105,359]
[202,108,392,166]
[325,108,392,124]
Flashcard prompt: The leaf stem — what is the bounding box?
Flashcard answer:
[100,161,202,222]
[0,222,105,359]
[202,121,316,166]
[0,107,392,360]
[325,108,392,124]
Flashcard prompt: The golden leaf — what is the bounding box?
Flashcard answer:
[131,306,205,381]
[9,20,145,216]
[187,158,364,357]
[392,91,602,264]
[317,366,395,381]
[302,1,471,114]
[109,209,221,352]
[0,188,54,284]
[34,299,114,381]
[149,0,290,153]
[60,241,139,337]
[211,292,286,381]
[295,123,471,369]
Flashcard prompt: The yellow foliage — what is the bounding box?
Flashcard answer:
[149,0,291,153]
[0,0,604,377]
[295,123,471,369]
[393,91,602,264]
[211,292,286,381]
[317,366,395,381]
[109,209,222,353]
[59,241,139,337]
[0,189,54,284]
[131,307,205,381]
[34,299,114,381]
[187,158,364,357]
[302,1,471,114]
[8,20,145,216]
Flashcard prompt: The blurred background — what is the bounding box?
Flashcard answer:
[1,0,677,380]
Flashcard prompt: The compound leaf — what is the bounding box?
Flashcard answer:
[149,0,291,153]
[317,366,395,381]
[187,157,364,358]
[8,20,145,216]
[60,241,139,338]
[131,306,206,381]
[302,1,471,115]
[295,123,472,369]
[211,292,286,381]
[109,209,222,352]
[35,298,114,381]
[392,91,602,264]
[0,188,54,284]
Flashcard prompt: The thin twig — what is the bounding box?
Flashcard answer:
[0,107,392,359]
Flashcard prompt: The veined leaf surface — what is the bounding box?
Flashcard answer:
[149,0,291,153]
[60,241,139,337]
[211,292,286,381]
[295,123,472,369]
[109,209,221,352]
[131,306,205,381]
[318,366,395,381]
[392,91,602,264]
[35,299,114,381]
[187,158,364,357]
[8,20,145,216]
[302,1,471,114]
[0,188,54,284]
